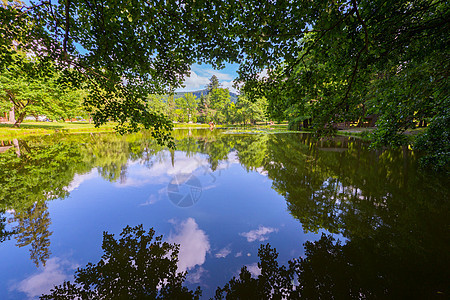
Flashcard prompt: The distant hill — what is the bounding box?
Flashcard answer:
[174,89,238,103]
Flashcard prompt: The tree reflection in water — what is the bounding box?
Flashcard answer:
[0,130,448,298]
[41,225,201,299]
[10,201,52,267]
[41,226,448,299]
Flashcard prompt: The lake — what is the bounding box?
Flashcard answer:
[0,129,448,299]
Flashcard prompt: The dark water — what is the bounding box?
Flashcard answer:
[0,129,448,299]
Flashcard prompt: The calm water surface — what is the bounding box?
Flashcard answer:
[0,129,448,299]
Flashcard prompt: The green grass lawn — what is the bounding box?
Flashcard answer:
[1,121,285,139]
[172,123,288,129]
[0,121,116,139]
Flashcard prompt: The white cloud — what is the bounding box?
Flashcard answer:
[65,170,98,192]
[215,246,232,258]
[167,156,210,176]
[246,263,261,278]
[235,251,242,258]
[202,69,233,81]
[178,68,238,94]
[221,80,236,93]
[167,218,210,273]
[139,193,162,206]
[191,66,234,81]
[186,267,207,284]
[10,257,78,299]
[181,70,210,91]
[115,152,212,188]
[240,226,278,242]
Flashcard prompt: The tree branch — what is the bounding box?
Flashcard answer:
[63,0,71,58]
[352,0,369,50]
[283,8,355,77]
[338,44,365,110]
[17,1,51,18]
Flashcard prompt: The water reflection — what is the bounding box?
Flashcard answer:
[11,257,77,298]
[240,226,278,243]
[10,201,52,267]
[36,225,448,299]
[40,225,202,299]
[168,218,210,283]
[0,130,448,298]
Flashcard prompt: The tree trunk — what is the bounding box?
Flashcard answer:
[303,119,310,129]
[9,103,15,123]
[13,111,26,127]
[13,138,20,157]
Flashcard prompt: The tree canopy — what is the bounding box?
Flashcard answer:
[0,51,87,126]
[1,0,448,164]
[41,225,201,299]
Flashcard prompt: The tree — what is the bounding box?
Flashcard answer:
[184,93,199,123]
[235,95,267,125]
[174,93,198,123]
[208,88,231,123]
[147,94,170,116]
[1,53,51,126]
[206,75,220,92]
[224,101,237,124]
[10,201,52,267]
[197,93,212,123]
[0,211,15,243]
[0,51,88,126]
[231,1,449,169]
[2,0,448,165]
[41,225,201,299]
[195,76,232,124]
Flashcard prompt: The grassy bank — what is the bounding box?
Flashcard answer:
[0,121,116,140]
[0,121,289,140]
[336,128,374,141]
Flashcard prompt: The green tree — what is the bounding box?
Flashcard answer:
[206,75,220,92]
[184,93,199,123]
[1,53,52,126]
[0,51,88,126]
[10,201,52,267]
[147,94,169,116]
[232,1,449,169]
[174,93,198,123]
[2,0,448,163]
[198,93,214,123]
[235,95,267,125]
[41,225,201,299]
[209,88,231,123]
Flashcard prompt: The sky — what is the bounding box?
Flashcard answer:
[176,63,240,94]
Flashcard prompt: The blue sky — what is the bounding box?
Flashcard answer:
[176,63,240,94]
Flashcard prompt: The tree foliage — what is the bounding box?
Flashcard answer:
[174,92,198,122]
[233,0,449,169]
[41,225,201,299]
[1,0,448,161]
[10,200,52,267]
[0,51,86,126]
